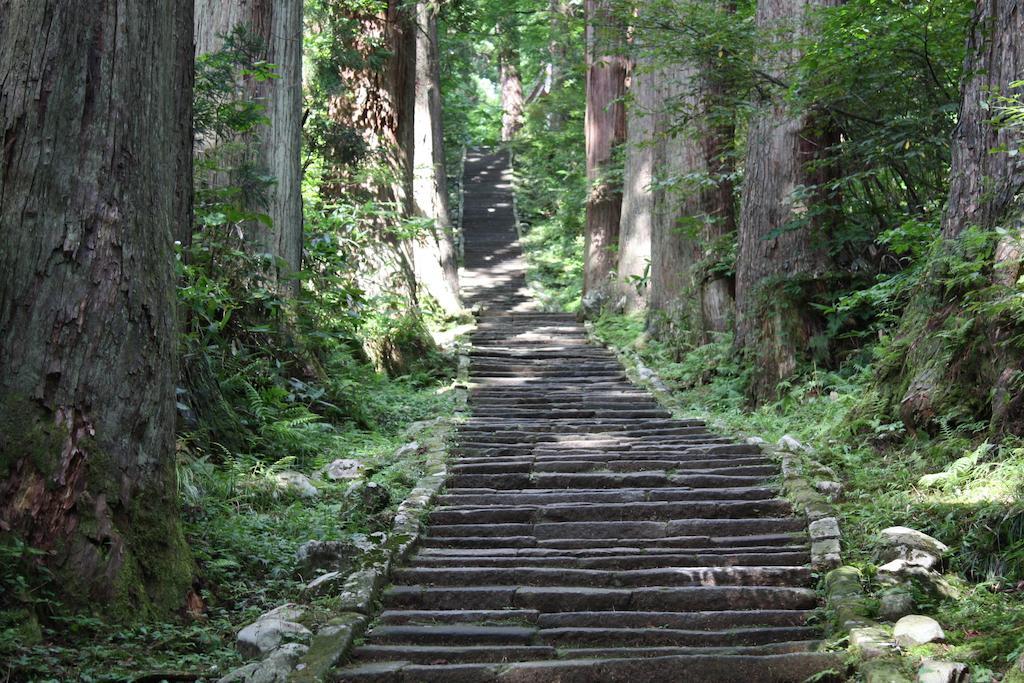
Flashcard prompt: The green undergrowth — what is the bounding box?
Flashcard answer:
[590,311,1024,677]
[1,359,459,682]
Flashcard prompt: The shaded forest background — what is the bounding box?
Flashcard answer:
[1,0,1023,679]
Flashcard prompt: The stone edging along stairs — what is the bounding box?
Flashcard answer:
[331,150,843,682]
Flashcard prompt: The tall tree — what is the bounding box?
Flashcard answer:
[885,0,1024,435]
[583,0,628,299]
[734,0,839,402]
[410,0,463,315]
[498,22,526,141]
[0,1,194,615]
[644,2,737,341]
[616,50,655,312]
[194,0,304,294]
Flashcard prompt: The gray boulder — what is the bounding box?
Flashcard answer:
[219,642,308,683]
[894,614,945,648]
[916,660,969,683]
[324,458,363,481]
[295,540,355,577]
[878,526,948,569]
[274,471,318,499]
[237,618,312,659]
[879,588,915,621]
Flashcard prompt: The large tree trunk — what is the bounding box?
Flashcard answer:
[647,63,702,337]
[0,1,194,616]
[646,38,736,343]
[616,51,655,313]
[734,0,838,402]
[195,0,304,295]
[583,0,628,301]
[499,43,526,142]
[410,0,462,315]
[888,0,1024,435]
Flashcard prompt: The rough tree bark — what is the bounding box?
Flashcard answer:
[0,1,194,616]
[499,31,526,142]
[583,0,628,300]
[645,28,736,343]
[194,0,304,295]
[648,63,702,337]
[410,0,463,315]
[616,50,655,313]
[888,0,1024,435]
[734,0,838,402]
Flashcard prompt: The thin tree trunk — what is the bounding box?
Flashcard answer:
[411,0,462,315]
[733,0,838,403]
[889,0,1024,434]
[0,0,194,616]
[194,0,304,295]
[583,0,628,301]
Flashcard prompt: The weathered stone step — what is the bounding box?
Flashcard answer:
[437,486,780,505]
[353,644,558,664]
[447,459,775,478]
[409,551,810,569]
[421,532,807,551]
[378,609,540,625]
[533,626,819,648]
[428,499,793,524]
[416,544,808,559]
[369,624,536,646]
[381,585,820,612]
[535,609,815,630]
[390,566,813,589]
[333,652,843,682]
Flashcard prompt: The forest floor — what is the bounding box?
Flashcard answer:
[0,353,462,682]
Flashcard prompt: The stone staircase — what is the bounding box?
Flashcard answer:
[332,150,841,681]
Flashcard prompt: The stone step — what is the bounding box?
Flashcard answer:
[421,532,807,551]
[381,585,820,612]
[409,551,810,569]
[436,486,780,505]
[427,499,793,524]
[333,652,843,682]
[390,566,813,588]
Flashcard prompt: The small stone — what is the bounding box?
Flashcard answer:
[849,625,898,659]
[745,436,767,446]
[236,618,311,659]
[877,559,957,599]
[811,537,841,570]
[809,517,840,540]
[303,570,345,598]
[815,480,843,498]
[219,642,308,683]
[351,480,390,513]
[863,658,913,683]
[879,588,915,622]
[295,540,355,577]
[324,458,363,481]
[274,471,318,498]
[777,434,808,452]
[916,659,969,683]
[878,527,948,569]
[257,603,306,624]
[394,442,421,458]
[893,614,945,647]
